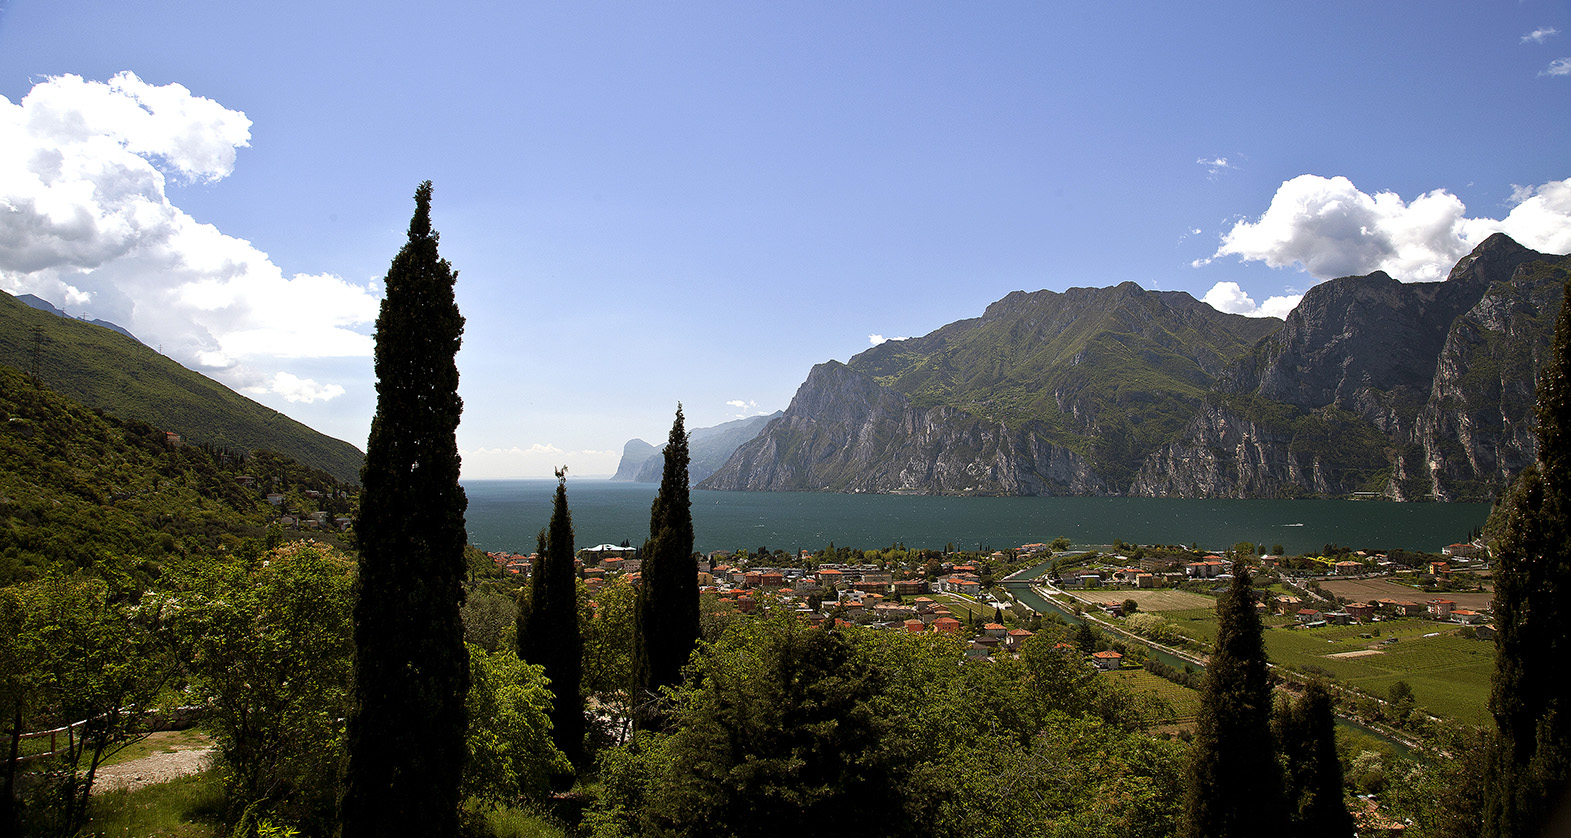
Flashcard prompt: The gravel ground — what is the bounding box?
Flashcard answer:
[92,747,215,794]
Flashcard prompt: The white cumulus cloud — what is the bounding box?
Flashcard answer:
[0,72,379,401]
[726,398,765,418]
[258,372,346,403]
[868,334,910,346]
[1542,57,1571,77]
[1201,281,1302,319]
[1205,174,1571,282]
[1522,27,1560,44]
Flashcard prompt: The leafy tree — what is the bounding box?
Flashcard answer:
[1483,275,1571,838]
[172,541,353,832]
[461,586,518,653]
[1388,679,1416,725]
[639,616,910,838]
[582,576,637,746]
[517,468,583,767]
[343,182,469,838]
[1122,598,1139,615]
[0,583,36,837]
[633,405,699,728]
[587,620,1182,838]
[1274,678,1354,837]
[9,571,169,834]
[1179,560,1285,838]
[462,644,570,807]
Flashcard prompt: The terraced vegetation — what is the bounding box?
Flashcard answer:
[1105,668,1202,728]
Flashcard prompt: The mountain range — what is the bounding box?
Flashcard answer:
[696,234,1570,501]
[611,412,782,484]
[0,290,365,484]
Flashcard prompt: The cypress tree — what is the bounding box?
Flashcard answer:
[1275,678,1354,837]
[1483,277,1571,838]
[518,468,584,767]
[633,405,700,728]
[342,182,468,838]
[1178,560,1285,838]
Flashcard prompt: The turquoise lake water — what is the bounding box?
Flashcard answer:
[462,479,1491,556]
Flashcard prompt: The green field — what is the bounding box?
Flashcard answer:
[1159,611,1494,725]
[1104,668,1202,726]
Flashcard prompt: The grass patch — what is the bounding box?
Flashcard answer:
[462,801,570,838]
[925,593,1001,622]
[1147,609,1496,725]
[100,728,214,768]
[80,769,225,838]
[1163,608,1221,645]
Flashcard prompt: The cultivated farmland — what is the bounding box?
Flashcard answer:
[1318,577,1494,611]
[1078,589,1215,612]
[1157,610,1496,725]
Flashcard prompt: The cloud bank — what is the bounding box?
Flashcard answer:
[0,72,379,403]
[1200,174,1571,282]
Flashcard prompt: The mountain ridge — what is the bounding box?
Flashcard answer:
[0,290,365,484]
[701,235,1571,500]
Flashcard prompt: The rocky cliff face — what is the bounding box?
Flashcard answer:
[610,438,659,481]
[699,234,1569,500]
[1409,254,1569,499]
[1130,235,1570,500]
[697,362,1107,495]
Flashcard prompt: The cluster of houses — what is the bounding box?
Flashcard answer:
[234,476,354,532]
[490,545,1080,664]
[1281,596,1491,635]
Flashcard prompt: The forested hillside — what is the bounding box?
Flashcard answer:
[0,291,365,484]
[0,364,356,585]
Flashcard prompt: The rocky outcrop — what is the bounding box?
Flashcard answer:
[1132,235,1570,500]
[697,362,1107,495]
[1410,253,1570,499]
[610,439,659,481]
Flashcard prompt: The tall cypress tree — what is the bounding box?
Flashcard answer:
[1483,277,1571,838]
[342,182,468,838]
[518,468,584,767]
[1275,678,1354,837]
[633,405,700,728]
[1179,560,1285,838]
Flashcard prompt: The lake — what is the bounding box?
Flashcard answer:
[462,479,1492,556]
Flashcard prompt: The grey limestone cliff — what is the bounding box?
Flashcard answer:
[697,361,1106,495]
[1129,234,1571,500]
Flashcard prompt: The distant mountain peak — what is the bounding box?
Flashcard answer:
[11,292,141,343]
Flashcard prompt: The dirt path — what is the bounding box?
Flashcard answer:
[92,746,215,794]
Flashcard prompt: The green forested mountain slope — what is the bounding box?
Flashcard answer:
[0,291,364,483]
[0,364,355,585]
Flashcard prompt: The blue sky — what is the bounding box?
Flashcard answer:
[2,1,1569,477]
